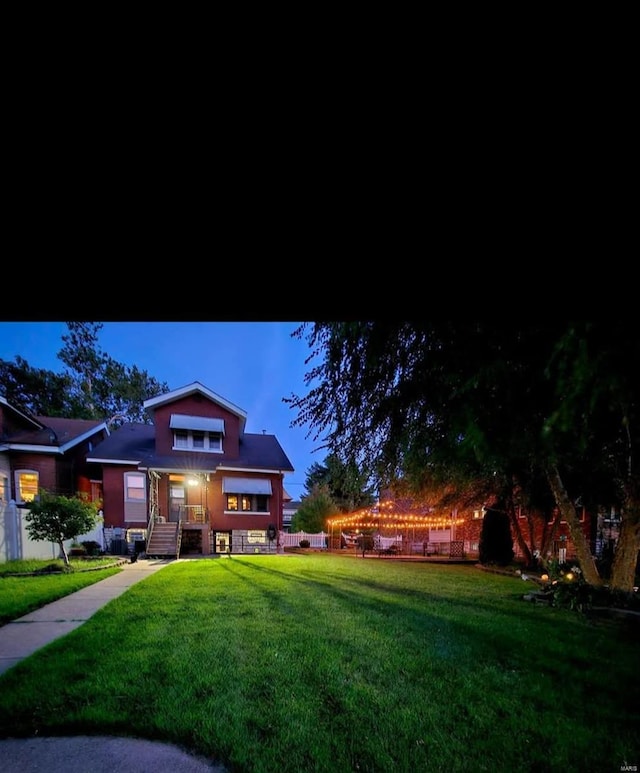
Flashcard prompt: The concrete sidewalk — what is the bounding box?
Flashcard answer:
[0,558,172,675]
[0,558,228,771]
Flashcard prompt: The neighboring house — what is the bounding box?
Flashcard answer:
[0,395,108,561]
[87,381,294,557]
[329,488,596,563]
[282,492,301,532]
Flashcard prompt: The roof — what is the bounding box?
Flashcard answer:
[3,415,107,452]
[86,423,155,464]
[88,423,294,473]
[144,382,247,435]
[0,396,44,430]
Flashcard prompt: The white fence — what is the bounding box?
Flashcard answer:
[0,500,106,562]
[280,530,328,549]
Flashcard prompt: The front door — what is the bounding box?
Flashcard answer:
[169,480,185,523]
[215,531,232,554]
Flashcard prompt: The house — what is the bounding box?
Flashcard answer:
[282,492,302,532]
[0,395,108,561]
[87,381,294,557]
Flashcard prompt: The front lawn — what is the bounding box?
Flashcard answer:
[0,555,637,773]
[0,559,123,625]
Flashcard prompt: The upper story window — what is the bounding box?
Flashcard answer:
[15,470,39,503]
[170,414,225,453]
[172,429,222,452]
[125,472,146,502]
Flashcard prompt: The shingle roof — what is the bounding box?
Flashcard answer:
[86,423,155,462]
[88,423,294,473]
[8,416,106,448]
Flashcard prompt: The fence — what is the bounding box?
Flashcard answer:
[279,530,328,549]
[0,500,106,562]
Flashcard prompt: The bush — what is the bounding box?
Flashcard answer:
[81,540,102,556]
[69,543,87,557]
[299,539,311,548]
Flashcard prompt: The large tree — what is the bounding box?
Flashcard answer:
[0,322,169,424]
[0,356,74,416]
[285,321,640,591]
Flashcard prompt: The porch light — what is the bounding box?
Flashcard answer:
[187,477,199,487]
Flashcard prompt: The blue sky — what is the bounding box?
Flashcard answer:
[0,321,324,501]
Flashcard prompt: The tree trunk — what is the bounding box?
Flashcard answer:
[59,540,70,566]
[545,465,602,586]
[609,496,640,591]
[506,503,533,566]
[540,508,563,567]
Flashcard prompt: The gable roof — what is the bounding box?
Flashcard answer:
[87,423,294,474]
[144,382,247,435]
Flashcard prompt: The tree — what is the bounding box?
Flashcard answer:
[58,321,106,417]
[0,322,169,425]
[285,322,640,591]
[0,356,74,416]
[58,322,169,425]
[303,454,375,513]
[292,483,338,533]
[24,491,100,566]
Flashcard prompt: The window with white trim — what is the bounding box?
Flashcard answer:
[15,470,38,503]
[172,429,222,452]
[125,472,146,502]
[0,475,8,502]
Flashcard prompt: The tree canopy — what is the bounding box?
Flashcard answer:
[0,322,169,424]
[292,484,337,533]
[24,491,100,566]
[303,453,375,514]
[285,321,640,590]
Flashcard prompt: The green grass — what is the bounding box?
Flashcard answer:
[0,559,123,624]
[0,555,638,773]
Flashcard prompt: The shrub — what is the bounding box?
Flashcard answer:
[81,540,102,556]
[299,539,311,548]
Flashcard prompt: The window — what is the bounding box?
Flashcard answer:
[90,480,103,504]
[227,493,269,513]
[125,472,146,502]
[0,476,7,502]
[174,431,188,449]
[15,470,38,502]
[172,429,222,452]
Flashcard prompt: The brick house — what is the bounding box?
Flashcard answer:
[87,381,294,557]
[0,394,108,560]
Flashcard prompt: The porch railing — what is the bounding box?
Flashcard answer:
[179,505,207,524]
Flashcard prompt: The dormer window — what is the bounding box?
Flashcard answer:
[170,414,224,453]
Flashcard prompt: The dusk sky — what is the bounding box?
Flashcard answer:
[0,321,324,502]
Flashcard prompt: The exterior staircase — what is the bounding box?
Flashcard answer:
[146,521,180,558]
